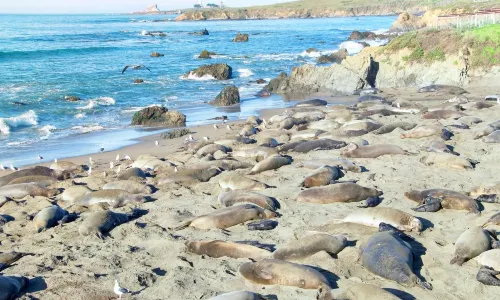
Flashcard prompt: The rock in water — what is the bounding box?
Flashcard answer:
[190,29,209,36]
[150,52,164,57]
[316,49,348,64]
[144,4,160,13]
[131,106,186,127]
[184,63,232,80]
[232,33,249,42]
[198,50,216,59]
[65,96,80,102]
[210,86,240,106]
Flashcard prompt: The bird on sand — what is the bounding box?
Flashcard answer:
[0,164,6,170]
[38,155,43,160]
[155,141,159,146]
[121,65,151,74]
[116,154,120,161]
[114,279,130,299]
[124,155,132,161]
[213,124,219,130]
[10,165,18,171]
[226,125,231,130]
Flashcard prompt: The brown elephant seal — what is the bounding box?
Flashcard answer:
[405,189,479,214]
[50,161,84,173]
[451,226,494,266]
[317,283,401,300]
[372,122,417,135]
[290,129,326,140]
[0,275,30,300]
[0,183,58,199]
[300,166,340,188]
[280,117,308,130]
[0,252,32,271]
[117,167,146,180]
[175,204,276,230]
[361,230,432,289]
[232,147,278,162]
[483,212,500,228]
[420,153,473,170]
[7,175,58,186]
[293,99,327,107]
[218,175,269,191]
[218,189,277,211]
[418,84,467,95]
[33,205,68,233]
[272,232,347,261]
[477,266,500,286]
[76,190,145,208]
[400,125,452,140]
[457,116,482,126]
[186,240,272,260]
[343,207,422,232]
[470,182,500,197]
[239,259,330,289]
[248,220,278,231]
[341,143,411,158]
[78,210,134,239]
[423,110,466,120]
[58,185,92,202]
[483,130,500,143]
[473,121,500,139]
[248,155,292,175]
[297,183,381,204]
[0,166,71,187]
[290,139,347,153]
[420,139,458,155]
[158,167,220,185]
[195,159,253,171]
[239,125,259,137]
[209,291,267,300]
[341,119,382,132]
[293,111,325,122]
[103,180,152,194]
[476,249,500,271]
[197,144,231,157]
[258,137,279,148]
[296,158,362,173]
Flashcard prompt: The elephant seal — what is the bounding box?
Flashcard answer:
[131,157,173,172]
[185,140,211,153]
[293,111,325,122]
[50,161,84,173]
[420,153,473,170]
[476,249,500,271]
[483,130,500,143]
[8,175,58,186]
[300,166,340,188]
[117,167,146,180]
[297,183,381,204]
[290,129,325,140]
[483,212,500,228]
[239,125,259,137]
[79,210,135,239]
[280,117,308,130]
[158,167,220,185]
[248,155,292,175]
[0,166,71,187]
[59,185,92,202]
[218,189,277,211]
[290,139,347,153]
[33,205,68,232]
[0,183,58,199]
[474,121,500,139]
[186,240,272,260]
[248,220,278,231]
[423,110,466,120]
[341,143,411,158]
[0,275,30,300]
[258,137,279,148]
[360,109,403,117]
[175,204,276,230]
[418,84,467,95]
[343,207,422,232]
[191,159,252,172]
[197,144,231,157]
[0,196,8,208]
[218,175,269,191]
[239,259,330,289]
[477,266,500,286]
[247,115,262,125]
[405,189,479,214]
[361,230,432,289]
[400,125,452,140]
[76,190,145,208]
[451,226,493,266]
[470,182,500,197]
[0,252,31,271]
[103,180,152,194]
[308,120,339,131]
[317,283,401,300]
[296,159,362,173]
[372,122,416,135]
[272,232,347,261]
[420,139,458,155]
[209,291,267,300]
[293,99,327,107]
[457,116,482,126]
[232,147,277,162]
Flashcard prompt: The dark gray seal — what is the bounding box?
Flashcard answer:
[291,139,347,153]
[247,220,278,231]
[293,99,327,107]
[0,275,30,300]
[0,166,71,187]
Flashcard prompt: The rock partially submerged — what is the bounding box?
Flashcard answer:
[316,49,348,64]
[184,63,232,80]
[65,96,81,102]
[210,86,240,106]
[150,52,164,57]
[199,50,216,59]
[189,29,209,36]
[131,106,186,127]
[233,33,249,42]
[348,30,388,40]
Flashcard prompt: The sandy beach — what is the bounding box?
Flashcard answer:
[1,83,500,299]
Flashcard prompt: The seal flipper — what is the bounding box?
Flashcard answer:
[450,256,466,266]
[417,278,433,290]
[316,285,334,300]
[173,220,193,231]
[411,197,442,212]
[477,266,500,286]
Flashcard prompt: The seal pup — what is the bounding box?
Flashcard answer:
[117,167,146,180]
[218,189,278,211]
[405,189,479,214]
[296,159,362,173]
[0,183,58,199]
[50,161,84,173]
[272,232,347,261]
[0,166,71,187]
[361,230,432,289]
[239,259,330,289]
[175,204,276,230]
[420,139,458,155]
[482,212,500,228]
[218,175,270,191]
[358,196,382,208]
[342,207,422,232]
[316,283,401,300]
[248,155,292,175]
[33,205,68,233]
[450,226,495,266]
[297,183,381,204]
[372,122,416,135]
[78,210,136,239]
[419,153,473,170]
[7,175,58,186]
[76,190,145,208]
[209,291,268,300]
[300,166,340,188]
[186,240,272,260]
[58,185,92,202]
[248,220,278,231]
[483,130,500,143]
[103,180,153,194]
[0,275,30,300]
[341,143,411,158]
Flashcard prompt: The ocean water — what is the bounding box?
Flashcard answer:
[0,14,396,166]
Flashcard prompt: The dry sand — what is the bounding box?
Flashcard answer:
[1,86,500,299]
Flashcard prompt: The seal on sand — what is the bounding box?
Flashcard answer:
[470,182,500,197]
[476,249,500,271]
[158,167,220,185]
[175,204,276,230]
[7,175,58,186]
[296,158,362,173]
[0,275,30,300]
[218,189,278,211]
[343,207,422,232]
[103,180,153,194]
[482,212,500,228]
[117,167,146,180]
[371,122,416,135]
[248,220,278,231]
[341,143,411,158]
[58,185,92,202]
[239,259,330,289]
[218,175,269,191]
[50,161,84,173]
[209,291,268,300]
[477,266,500,286]
[400,125,452,140]
[417,84,467,95]
[474,121,500,139]
[0,183,58,199]
[293,99,327,107]
[0,252,32,271]
[300,166,340,188]
[0,166,71,187]
[197,144,231,157]
[232,147,277,162]
[297,183,381,204]
[423,110,466,120]
[316,283,401,300]
[248,155,292,175]
[450,226,495,266]
[76,190,145,208]
[405,189,479,214]
[33,205,68,233]
[419,153,473,170]
[186,240,272,260]
[361,230,432,289]
[291,139,347,153]
[483,130,500,143]
[272,232,347,261]
[420,139,458,155]
[79,210,136,239]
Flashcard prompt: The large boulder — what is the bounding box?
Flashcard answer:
[390,12,424,32]
[317,49,348,64]
[190,29,209,36]
[184,63,232,80]
[233,33,249,42]
[199,50,216,59]
[150,52,164,57]
[132,106,186,127]
[210,86,240,106]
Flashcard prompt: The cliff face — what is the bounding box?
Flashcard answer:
[145,4,160,13]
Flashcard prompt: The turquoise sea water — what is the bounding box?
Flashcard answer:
[0,14,396,166]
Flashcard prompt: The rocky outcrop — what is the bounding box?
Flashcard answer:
[199,50,216,59]
[65,96,81,102]
[210,86,240,106]
[189,29,209,36]
[306,48,318,53]
[390,12,424,32]
[184,64,232,80]
[233,33,249,42]
[316,49,348,64]
[134,79,144,84]
[132,106,186,127]
[145,4,160,13]
[150,52,164,57]
[348,31,390,40]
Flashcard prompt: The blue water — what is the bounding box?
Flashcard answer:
[0,14,396,166]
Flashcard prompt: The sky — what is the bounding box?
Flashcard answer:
[0,0,293,14]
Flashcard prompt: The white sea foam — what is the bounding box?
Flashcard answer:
[365,39,389,47]
[255,53,296,61]
[373,28,389,35]
[38,125,56,138]
[181,72,215,81]
[121,104,162,114]
[74,113,86,119]
[238,68,254,78]
[77,97,116,110]
[339,41,366,55]
[71,124,104,133]
[0,110,38,135]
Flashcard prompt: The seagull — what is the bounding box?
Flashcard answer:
[188,134,195,141]
[116,166,121,174]
[203,136,209,141]
[38,155,43,160]
[223,119,227,124]
[213,124,219,130]
[124,155,132,161]
[155,141,159,146]
[121,65,151,74]
[116,154,120,161]
[174,166,178,173]
[0,164,6,170]
[226,125,231,130]
[114,279,130,300]
[103,171,108,177]
[54,158,58,163]
[87,167,92,176]
[100,147,105,152]
[10,164,18,171]
[110,162,114,169]
[89,157,94,165]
